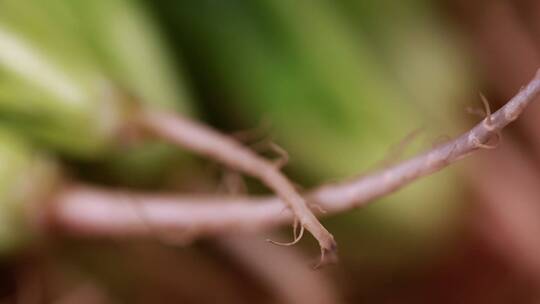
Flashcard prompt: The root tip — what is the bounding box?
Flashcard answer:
[313,237,338,269]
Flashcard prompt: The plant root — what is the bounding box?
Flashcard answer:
[266,220,305,247]
[476,93,502,149]
[137,109,337,260]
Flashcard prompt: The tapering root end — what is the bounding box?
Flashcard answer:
[313,240,338,269]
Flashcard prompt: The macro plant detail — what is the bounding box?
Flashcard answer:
[1,0,540,302]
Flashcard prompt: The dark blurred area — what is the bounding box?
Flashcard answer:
[2,0,540,303]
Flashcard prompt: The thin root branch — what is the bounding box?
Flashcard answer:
[311,204,328,214]
[293,217,299,240]
[269,142,290,169]
[466,93,494,125]
[267,222,305,246]
[472,132,501,150]
[250,139,290,169]
[480,93,494,129]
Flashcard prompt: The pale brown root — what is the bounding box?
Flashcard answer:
[136,109,336,260]
[466,93,493,120]
[293,217,300,239]
[129,193,195,246]
[476,93,502,149]
[267,223,305,247]
[219,170,307,247]
[431,134,452,148]
[50,69,540,247]
[466,93,502,150]
[268,142,289,169]
[480,93,493,124]
[471,134,501,149]
[266,217,298,246]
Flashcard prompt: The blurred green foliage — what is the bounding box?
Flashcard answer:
[0,0,474,267]
[0,0,191,158]
[0,128,57,253]
[152,0,472,266]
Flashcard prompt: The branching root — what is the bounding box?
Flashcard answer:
[136,109,337,261]
[267,220,305,247]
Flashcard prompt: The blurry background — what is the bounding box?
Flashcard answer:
[1,0,540,303]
